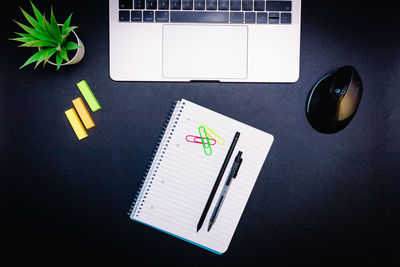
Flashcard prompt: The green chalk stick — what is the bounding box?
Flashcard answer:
[76,80,101,112]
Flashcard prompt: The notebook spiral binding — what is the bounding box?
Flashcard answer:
[128,100,186,219]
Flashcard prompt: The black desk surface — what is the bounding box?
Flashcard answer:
[3,0,400,265]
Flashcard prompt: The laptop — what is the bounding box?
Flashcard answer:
[109,0,301,82]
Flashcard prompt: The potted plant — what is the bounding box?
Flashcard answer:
[10,1,84,70]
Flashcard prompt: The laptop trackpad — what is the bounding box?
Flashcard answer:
[162,25,248,80]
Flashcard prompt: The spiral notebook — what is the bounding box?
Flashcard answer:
[129,99,274,254]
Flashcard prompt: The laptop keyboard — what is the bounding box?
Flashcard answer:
[118,0,292,24]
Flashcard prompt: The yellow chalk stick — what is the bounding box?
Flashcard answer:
[72,97,95,130]
[65,108,88,140]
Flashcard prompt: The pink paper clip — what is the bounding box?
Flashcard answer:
[186,135,216,145]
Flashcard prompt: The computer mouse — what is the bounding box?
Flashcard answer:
[306,66,363,134]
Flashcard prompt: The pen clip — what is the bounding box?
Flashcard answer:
[233,158,243,178]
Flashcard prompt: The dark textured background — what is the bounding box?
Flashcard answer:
[2,0,399,265]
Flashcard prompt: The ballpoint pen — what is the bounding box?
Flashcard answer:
[197,131,240,232]
[208,151,243,231]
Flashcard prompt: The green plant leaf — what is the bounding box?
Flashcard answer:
[42,12,60,43]
[19,49,46,69]
[19,6,44,32]
[59,45,69,62]
[19,48,57,69]
[18,40,42,47]
[62,26,78,36]
[56,52,63,70]
[40,40,58,47]
[61,14,77,43]
[50,6,61,42]
[43,47,57,66]
[42,14,56,39]
[14,32,34,38]
[30,1,44,23]
[61,26,78,43]
[34,51,47,69]
[9,36,37,43]
[65,41,80,50]
[33,47,57,68]
[61,14,72,35]
[19,40,58,48]
[14,20,56,43]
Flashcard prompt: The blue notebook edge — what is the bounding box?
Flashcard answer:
[131,218,223,255]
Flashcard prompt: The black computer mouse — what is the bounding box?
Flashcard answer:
[306,66,363,134]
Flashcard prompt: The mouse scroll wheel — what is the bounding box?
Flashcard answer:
[334,88,342,94]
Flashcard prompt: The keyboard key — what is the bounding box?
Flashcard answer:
[281,12,291,23]
[120,0,133,9]
[230,0,241,10]
[266,1,291,11]
[194,0,205,9]
[146,0,157,9]
[206,0,217,10]
[170,11,229,22]
[254,0,265,11]
[156,11,169,22]
[269,12,279,23]
[134,0,145,9]
[143,11,154,21]
[171,0,182,9]
[158,0,170,9]
[242,0,253,11]
[218,0,229,10]
[182,0,193,9]
[230,12,244,23]
[257,12,267,23]
[119,10,130,21]
[245,12,255,23]
[131,10,142,21]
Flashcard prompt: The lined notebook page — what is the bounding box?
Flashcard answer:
[130,99,274,254]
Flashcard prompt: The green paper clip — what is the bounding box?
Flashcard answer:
[198,125,212,156]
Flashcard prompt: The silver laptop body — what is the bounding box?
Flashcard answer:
[109,0,301,82]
